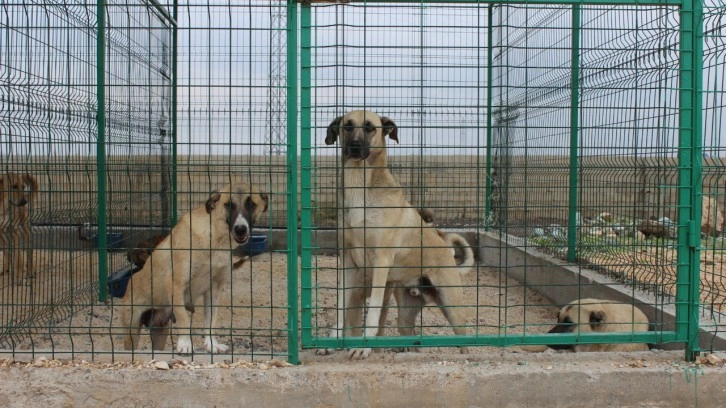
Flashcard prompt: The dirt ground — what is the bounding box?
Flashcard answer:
[0,250,556,360]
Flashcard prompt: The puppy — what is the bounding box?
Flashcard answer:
[0,173,38,284]
[526,298,651,352]
[398,208,475,301]
[119,180,268,353]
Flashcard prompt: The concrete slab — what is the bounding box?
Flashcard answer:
[1,351,724,407]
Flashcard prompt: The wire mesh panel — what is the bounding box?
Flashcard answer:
[1,1,102,352]
[300,1,698,356]
[490,3,685,342]
[166,0,295,362]
[700,3,726,354]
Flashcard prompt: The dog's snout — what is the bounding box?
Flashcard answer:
[234,224,248,238]
[344,139,368,160]
[17,198,28,206]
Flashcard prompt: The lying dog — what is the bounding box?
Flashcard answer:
[525,298,651,352]
[119,180,268,353]
[0,173,38,284]
[322,110,470,359]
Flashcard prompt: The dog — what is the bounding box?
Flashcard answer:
[365,207,476,343]
[119,180,268,353]
[0,173,38,284]
[524,299,651,352]
[321,110,470,359]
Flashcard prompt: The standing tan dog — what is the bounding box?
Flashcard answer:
[322,110,470,359]
[119,180,268,353]
[0,173,38,284]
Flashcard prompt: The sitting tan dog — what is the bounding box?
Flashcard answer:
[119,180,268,353]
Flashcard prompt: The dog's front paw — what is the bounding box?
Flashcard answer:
[315,348,335,356]
[204,336,229,353]
[348,347,372,360]
[176,336,194,354]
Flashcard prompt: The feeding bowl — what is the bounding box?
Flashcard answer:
[239,234,268,257]
[107,265,139,298]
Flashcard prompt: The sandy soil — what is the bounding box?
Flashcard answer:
[0,251,556,360]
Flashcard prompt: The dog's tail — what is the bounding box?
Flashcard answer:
[443,232,475,275]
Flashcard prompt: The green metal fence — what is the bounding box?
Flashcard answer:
[1,0,298,363]
[1,0,722,364]
[299,0,706,361]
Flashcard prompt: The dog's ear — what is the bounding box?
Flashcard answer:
[589,309,606,328]
[23,174,39,199]
[205,190,222,213]
[380,117,398,143]
[23,174,38,192]
[326,116,343,145]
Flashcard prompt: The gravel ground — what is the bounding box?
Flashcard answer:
[1,251,557,361]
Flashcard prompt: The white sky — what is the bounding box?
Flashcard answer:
[1,2,725,158]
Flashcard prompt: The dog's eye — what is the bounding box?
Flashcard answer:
[366,125,375,133]
[224,201,235,210]
[244,197,257,213]
[561,317,573,325]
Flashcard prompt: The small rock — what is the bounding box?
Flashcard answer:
[629,360,646,368]
[268,359,289,368]
[154,361,170,370]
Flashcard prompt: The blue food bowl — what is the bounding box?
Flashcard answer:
[239,234,268,257]
[94,232,124,251]
[107,265,139,298]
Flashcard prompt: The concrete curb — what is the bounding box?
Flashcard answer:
[1,351,724,407]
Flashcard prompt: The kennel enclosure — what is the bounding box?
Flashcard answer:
[1,0,722,364]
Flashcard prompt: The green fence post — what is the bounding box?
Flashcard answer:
[485,4,493,230]
[172,0,179,225]
[567,4,581,263]
[286,0,300,365]
[96,0,108,302]
[678,0,703,362]
[298,0,313,354]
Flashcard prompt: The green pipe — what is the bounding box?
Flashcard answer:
[566,4,581,263]
[96,0,108,302]
[676,0,703,361]
[171,0,178,224]
[286,0,300,365]
[484,4,493,231]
